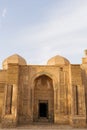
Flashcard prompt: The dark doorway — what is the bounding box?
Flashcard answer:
[39,102,48,118]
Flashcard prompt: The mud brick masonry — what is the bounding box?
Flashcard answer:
[0,50,87,128]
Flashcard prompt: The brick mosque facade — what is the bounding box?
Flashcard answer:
[0,50,87,128]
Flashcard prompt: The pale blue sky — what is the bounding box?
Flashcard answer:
[0,0,87,68]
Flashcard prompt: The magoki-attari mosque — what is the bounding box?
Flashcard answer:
[0,50,87,128]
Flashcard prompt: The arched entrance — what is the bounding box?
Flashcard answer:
[33,75,54,122]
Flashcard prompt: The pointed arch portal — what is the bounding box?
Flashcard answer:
[33,75,54,122]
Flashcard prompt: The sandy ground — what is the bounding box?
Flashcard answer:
[0,124,87,130]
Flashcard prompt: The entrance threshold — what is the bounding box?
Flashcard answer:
[38,117,49,122]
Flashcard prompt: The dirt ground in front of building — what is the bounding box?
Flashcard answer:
[0,124,87,130]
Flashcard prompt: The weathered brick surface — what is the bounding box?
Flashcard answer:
[0,53,87,128]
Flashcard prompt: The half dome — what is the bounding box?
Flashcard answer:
[2,54,27,69]
[47,55,70,65]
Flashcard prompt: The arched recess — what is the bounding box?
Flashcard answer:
[30,72,57,90]
[30,72,58,122]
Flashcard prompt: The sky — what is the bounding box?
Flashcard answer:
[0,0,87,68]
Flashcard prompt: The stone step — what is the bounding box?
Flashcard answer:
[38,117,49,122]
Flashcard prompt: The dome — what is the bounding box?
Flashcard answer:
[2,54,27,69]
[47,55,70,65]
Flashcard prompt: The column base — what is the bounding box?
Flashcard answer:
[54,114,69,124]
[1,115,17,128]
[71,117,86,128]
